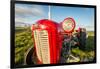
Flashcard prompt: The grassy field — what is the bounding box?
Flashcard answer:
[71,31,95,62]
[15,27,33,65]
[15,27,95,65]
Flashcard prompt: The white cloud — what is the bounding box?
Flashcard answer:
[15,17,27,23]
[15,4,46,24]
[15,4,45,17]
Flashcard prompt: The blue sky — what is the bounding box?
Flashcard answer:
[15,3,94,31]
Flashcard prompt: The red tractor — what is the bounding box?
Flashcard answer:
[25,17,87,64]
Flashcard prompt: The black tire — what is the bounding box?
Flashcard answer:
[79,28,87,50]
[25,46,36,65]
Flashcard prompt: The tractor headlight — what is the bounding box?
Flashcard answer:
[62,18,76,33]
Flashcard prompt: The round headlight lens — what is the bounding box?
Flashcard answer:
[62,18,75,33]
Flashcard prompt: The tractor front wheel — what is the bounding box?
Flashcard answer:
[25,46,37,65]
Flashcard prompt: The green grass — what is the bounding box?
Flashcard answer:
[87,31,94,36]
[71,31,95,62]
[15,28,33,65]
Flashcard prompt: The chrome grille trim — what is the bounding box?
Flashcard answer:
[33,30,50,64]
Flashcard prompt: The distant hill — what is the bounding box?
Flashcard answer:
[87,31,94,32]
[15,22,32,27]
[87,31,94,36]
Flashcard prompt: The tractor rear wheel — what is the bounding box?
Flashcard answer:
[79,28,87,50]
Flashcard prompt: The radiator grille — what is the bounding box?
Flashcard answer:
[33,30,50,64]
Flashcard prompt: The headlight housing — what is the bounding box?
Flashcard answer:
[62,17,76,33]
